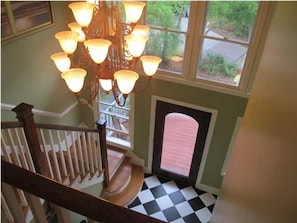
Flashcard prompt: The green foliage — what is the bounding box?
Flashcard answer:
[208,1,259,39]
[200,53,238,77]
[145,1,190,61]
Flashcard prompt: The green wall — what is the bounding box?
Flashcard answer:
[1,2,94,127]
[134,77,248,189]
[1,1,248,190]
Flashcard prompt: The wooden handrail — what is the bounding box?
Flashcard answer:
[1,121,24,129]
[35,123,99,133]
[1,160,165,223]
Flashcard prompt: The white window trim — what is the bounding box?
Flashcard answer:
[150,1,274,98]
[96,93,135,151]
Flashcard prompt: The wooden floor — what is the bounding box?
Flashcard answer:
[160,113,199,176]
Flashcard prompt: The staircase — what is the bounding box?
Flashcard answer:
[1,103,145,222]
[104,145,144,206]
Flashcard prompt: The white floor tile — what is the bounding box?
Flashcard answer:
[175,201,194,217]
[180,186,198,200]
[196,207,212,223]
[199,193,216,206]
[150,211,167,221]
[171,218,185,223]
[138,189,155,204]
[131,205,147,215]
[162,181,179,194]
[155,195,174,210]
[144,175,161,188]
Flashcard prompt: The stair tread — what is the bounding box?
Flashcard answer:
[107,147,126,177]
[108,164,144,207]
[104,157,132,194]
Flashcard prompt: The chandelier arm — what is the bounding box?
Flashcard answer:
[133,76,152,94]
[112,81,127,107]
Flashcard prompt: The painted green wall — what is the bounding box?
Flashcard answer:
[1,2,94,127]
[1,1,248,190]
[134,77,248,189]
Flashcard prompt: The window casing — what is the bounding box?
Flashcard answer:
[144,1,273,96]
[98,89,134,149]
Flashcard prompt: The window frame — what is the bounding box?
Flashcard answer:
[147,1,273,97]
[97,93,135,150]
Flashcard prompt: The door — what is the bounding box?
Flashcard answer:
[152,100,212,185]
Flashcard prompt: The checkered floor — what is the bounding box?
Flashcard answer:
[127,174,217,223]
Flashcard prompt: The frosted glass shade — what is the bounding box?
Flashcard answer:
[61,68,87,93]
[99,79,113,92]
[85,39,112,64]
[114,70,139,94]
[122,2,146,23]
[51,52,71,72]
[132,25,150,37]
[124,34,148,57]
[140,55,162,76]
[69,2,95,27]
[68,22,85,42]
[55,31,79,54]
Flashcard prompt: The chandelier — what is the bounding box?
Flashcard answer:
[50,1,161,106]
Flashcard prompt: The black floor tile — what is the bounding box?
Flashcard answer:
[162,206,181,222]
[143,200,161,215]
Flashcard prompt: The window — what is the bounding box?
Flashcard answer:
[1,1,53,41]
[145,1,190,75]
[144,1,272,95]
[98,88,133,149]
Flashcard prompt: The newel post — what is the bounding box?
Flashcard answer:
[12,103,50,177]
[96,118,109,187]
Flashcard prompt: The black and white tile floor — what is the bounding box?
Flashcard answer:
[127,174,217,223]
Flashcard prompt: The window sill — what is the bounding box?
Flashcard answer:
[155,72,251,99]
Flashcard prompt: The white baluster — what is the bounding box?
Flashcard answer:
[87,132,95,174]
[20,128,36,172]
[39,129,54,179]
[49,130,62,182]
[14,128,29,170]
[76,131,86,177]
[64,131,75,180]
[57,130,68,178]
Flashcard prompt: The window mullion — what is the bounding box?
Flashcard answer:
[187,1,207,81]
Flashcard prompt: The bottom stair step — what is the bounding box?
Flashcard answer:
[103,157,132,197]
[106,164,144,207]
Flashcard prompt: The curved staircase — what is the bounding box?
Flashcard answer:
[103,146,144,206]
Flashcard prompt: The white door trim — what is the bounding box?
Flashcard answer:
[147,95,218,190]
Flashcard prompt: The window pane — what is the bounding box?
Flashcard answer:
[204,1,259,43]
[11,1,52,33]
[146,1,190,32]
[99,88,131,145]
[197,1,260,86]
[145,1,190,74]
[198,39,247,86]
[1,2,12,38]
[145,29,186,73]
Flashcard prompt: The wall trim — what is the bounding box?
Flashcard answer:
[1,102,79,118]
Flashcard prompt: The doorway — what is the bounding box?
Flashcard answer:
[152,100,212,185]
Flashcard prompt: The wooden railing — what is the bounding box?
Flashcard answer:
[2,159,165,223]
[1,103,109,187]
[35,123,103,186]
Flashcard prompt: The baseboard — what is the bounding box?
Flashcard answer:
[196,183,220,195]
[125,150,144,167]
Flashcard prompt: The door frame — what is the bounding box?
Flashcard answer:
[147,96,218,189]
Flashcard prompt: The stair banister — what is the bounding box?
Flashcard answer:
[12,103,50,177]
[96,118,110,186]
[2,160,165,223]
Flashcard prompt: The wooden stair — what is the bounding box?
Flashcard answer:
[103,146,144,207]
